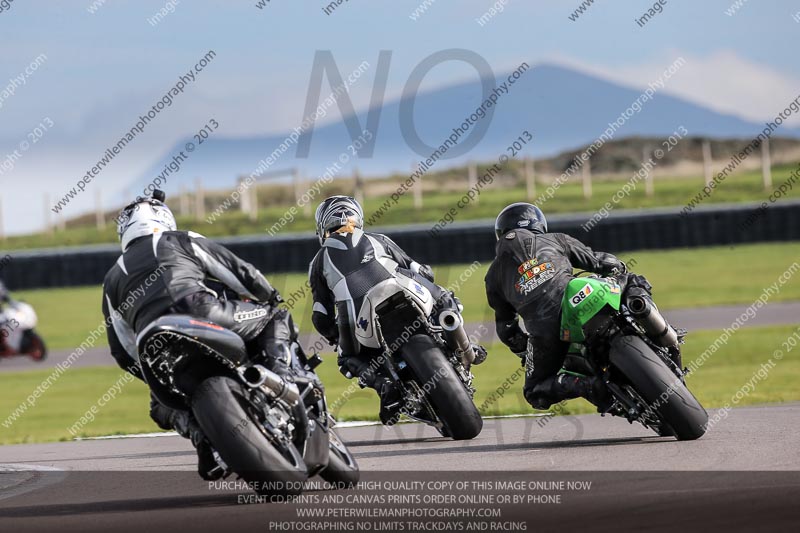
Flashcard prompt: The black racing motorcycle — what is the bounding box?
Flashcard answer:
[137,306,358,494]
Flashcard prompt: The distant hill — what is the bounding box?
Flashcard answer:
[126,63,800,198]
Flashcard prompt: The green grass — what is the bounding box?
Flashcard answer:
[5,164,800,250]
[1,324,797,445]
[14,241,800,351]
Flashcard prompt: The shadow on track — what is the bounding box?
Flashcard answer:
[352,435,667,460]
[0,493,249,518]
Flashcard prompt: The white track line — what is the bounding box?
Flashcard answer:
[75,413,553,441]
[0,464,67,501]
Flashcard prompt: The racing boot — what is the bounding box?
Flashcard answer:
[376,378,403,425]
[152,398,224,481]
[189,431,225,482]
[552,374,613,413]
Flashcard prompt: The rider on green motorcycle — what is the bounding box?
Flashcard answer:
[485,203,653,411]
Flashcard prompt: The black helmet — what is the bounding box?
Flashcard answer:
[494,202,547,239]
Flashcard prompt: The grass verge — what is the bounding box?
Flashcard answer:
[1,324,797,445]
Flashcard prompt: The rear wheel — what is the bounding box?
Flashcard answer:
[401,334,483,440]
[319,429,359,487]
[610,336,707,441]
[191,376,308,494]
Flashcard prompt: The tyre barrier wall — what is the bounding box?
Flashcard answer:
[3,201,799,290]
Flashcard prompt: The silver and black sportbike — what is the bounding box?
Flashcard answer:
[136,301,358,494]
[354,269,483,440]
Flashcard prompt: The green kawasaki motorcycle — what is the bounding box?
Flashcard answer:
[559,274,707,440]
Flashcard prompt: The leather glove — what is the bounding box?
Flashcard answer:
[337,348,360,380]
[472,344,488,365]
[418,264,435,283]
[267,290,284,307]
[626,273,653,294]
[453,294,464,313]
[596,252,626,276]
[497,319,527,354]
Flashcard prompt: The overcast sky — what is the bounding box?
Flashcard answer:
[1,0,799,235]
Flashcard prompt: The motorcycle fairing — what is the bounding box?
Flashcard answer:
[137,314,248,366]
[355,270,435,349]
[560,277,621,343]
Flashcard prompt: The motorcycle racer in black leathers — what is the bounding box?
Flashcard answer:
[308,196,486,423]
[102,191,289,479]
[485,202,635,411]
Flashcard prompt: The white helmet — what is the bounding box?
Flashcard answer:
[314,196,364,245]
[117,191,176,251]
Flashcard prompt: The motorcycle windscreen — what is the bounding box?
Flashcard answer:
[560,277,621,343]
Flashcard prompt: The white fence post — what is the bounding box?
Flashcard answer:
[761,137,773,190]
[644,145,654,197]
[195,178,205,221]
[95,189,106,230]
[582,158,592,200]
[240,177,251,216]
[525,157,536,201]
[180,185,190,217]
[413,162,423,209]
[468,162,478,205]
[702,139,713,184]
[354,168,364,205]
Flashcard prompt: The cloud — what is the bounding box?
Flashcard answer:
[551,50,800,127]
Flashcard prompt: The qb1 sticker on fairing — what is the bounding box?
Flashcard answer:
[570,283,594,307]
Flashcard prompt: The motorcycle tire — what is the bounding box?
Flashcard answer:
[25,332,48,361]
[191,376,308,494]
[610,335,707,441]
[319,429,359,487]
[401,334,483,440]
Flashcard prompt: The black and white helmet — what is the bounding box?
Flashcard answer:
[117,190,177,252]
[314,196,363,244]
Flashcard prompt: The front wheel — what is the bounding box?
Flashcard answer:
[401,334,483,440]
[191,376,308,494]
[24,331,47,361]
[610,335,707,441]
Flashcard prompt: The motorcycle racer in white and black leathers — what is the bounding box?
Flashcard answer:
[485,203,634,411]
[102,191,290,479]
[308,196,486,423]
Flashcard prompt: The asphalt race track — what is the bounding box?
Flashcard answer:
[1,404,798,532]
[2,301,799,373]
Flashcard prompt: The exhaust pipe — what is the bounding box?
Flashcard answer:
[239,364,300,406]
[439,310,476,367]
[626,289,678,348]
